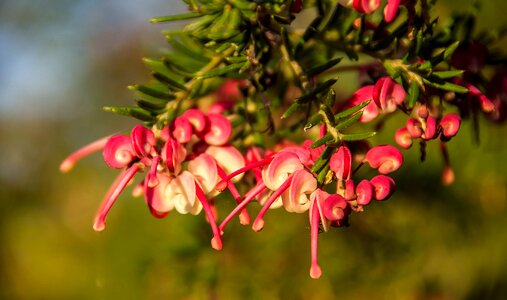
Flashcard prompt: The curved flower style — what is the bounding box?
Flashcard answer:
[364,145,403,174]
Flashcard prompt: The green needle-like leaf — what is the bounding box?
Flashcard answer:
[150,12,202,23]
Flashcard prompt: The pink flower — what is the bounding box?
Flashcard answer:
[338,0,403,23]
[370,175,396,201]
[372,76,406,113]
[439,113,461,139]
[353,0,381,14]
[364,145,403,174]
[383,0,401,23]
[454,78,495,113]
[347,85,379,123]
[394,127,413,149]
[308,189,350,279]
[330,145,352,181]
[355,179,373,206]
[200,113,232,146]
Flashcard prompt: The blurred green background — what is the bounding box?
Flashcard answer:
[1,0,507,299]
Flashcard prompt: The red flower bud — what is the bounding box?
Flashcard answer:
[384,0,401,23]
[356,179,373,205]
[364,145,403,174]
[172,116,193,144]
[422,116,437,140]
[353,0,381,14]
[182,108,207,133]
[440,113,461,138]
[322,194,348,221]
[370,175,396,201]
[201,113,232,146]
[406,118,423,138]
[395,127,413,149]
[372,76,406,113]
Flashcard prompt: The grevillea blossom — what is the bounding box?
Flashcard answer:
[61,109,248,250]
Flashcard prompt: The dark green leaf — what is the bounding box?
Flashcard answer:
[281,102,300,119]
[199,62,245,79]
[304,114,323,131]
[335,111,363,130]
[324,89,336,107]
[423,78,468,93]
[334,100,370,122]
[340,131,376,141]
[153,72,187,91]
[305,57,343,76]
[317,165,330,185]
[320,104,336,126]
[443,41,460,60]
[135,99,167,112]
[311,134,333,149]
[103,106,155,122]
[311,146,334,173]
[408,81,420,108]
[189,78,204,99]
[128,85,176,100]
[432,70,464,79]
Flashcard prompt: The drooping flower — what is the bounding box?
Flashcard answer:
[364,145,403,174]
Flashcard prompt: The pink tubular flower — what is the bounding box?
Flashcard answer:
[353,0,381,14]
[370,175,396,201]
[252,148,313,231]
[103,135,136,169]
[201,113,232,146]
[60,136,110,173]
[384,0,401,23]
[182,108,207,133]
[93,164,140,231]
[282,169,317,213]
[372,76,406,113]
[172,116,193,144]
[422,116,437,140]
[330,145,352,181]
[347,85,379,123]
[395,127,413,149]
[454,78,495,113]
[440,113,461,139]
[364,145,403,174]
[356,179,373,205]
[406,118,423,138]
[308,190,350,278]
[339,0,403,23]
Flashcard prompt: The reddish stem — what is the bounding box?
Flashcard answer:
[60,136,110,173]
[195,183,223,250]
[216,166,251,225]
[252,176,293,232]
[215,156,274,191]
[219,182,267,233]
[310,200,322,279]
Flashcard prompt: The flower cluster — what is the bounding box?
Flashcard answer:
[62,98,406,279]
[61,0,507,280]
